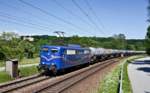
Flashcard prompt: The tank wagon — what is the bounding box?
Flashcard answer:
[38,45,145,74]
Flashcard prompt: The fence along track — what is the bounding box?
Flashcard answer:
[35,58,120,93]
[0,74,49,93]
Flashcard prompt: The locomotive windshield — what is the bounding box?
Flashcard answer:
[51,49,58,53]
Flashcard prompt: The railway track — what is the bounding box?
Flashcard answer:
[0,58,121,93]
[34,58,121,93]
[0,74,49,93]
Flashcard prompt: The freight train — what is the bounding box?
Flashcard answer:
[38,44,144,74]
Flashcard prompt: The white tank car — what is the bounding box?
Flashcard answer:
[89,47,107,62]
[105,49,113,55]
[89,47,145,62]
[89,47,96,56]
[113,49,120,54]
[89,47,106,56]
[97,48,106,55]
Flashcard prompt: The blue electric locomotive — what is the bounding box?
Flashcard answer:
[38,45,91,74]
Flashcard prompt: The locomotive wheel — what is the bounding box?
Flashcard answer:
[51,65,57,75]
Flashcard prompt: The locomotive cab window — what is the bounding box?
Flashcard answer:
[51,49,58,53]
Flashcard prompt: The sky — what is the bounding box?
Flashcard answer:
[0,0,148,39]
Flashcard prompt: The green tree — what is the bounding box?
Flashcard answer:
[18,40,35,58]
[111,34,126,49]
[145,26,150,55]
[0,32,23,60]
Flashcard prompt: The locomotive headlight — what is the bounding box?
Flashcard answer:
[51,63,55,65]
[42,62,45,64]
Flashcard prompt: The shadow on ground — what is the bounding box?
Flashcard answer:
[145,91,150,93]
[137,67,150,73]
[132,60,150,65]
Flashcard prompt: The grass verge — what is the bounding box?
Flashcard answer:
[122,61,132,93]
[98,65,121,93]
[98,55,146,93]
[0,71,13,83]
[0,65,39,83]
[19,65,39,77]
[0,60,5,67]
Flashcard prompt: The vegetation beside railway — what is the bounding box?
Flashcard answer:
[145,26,150,55]
[0,66,38,83]
[0,58,39,83]
[0,32,145,63]
[122,61,132,93]
[98,64,120,93]
[0,57,39,67]
[0,71,13,83]
[98,55,145,93]
[20,66,39,77]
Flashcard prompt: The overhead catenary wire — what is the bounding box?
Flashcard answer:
[1,1,80,36]
[71,0,105,35]
[0,1,68,27]
[50,0,97,36]
[51,0,88,24]
[0,17,53,32]
[1,0,103,36]
[85,0,109,33]
[18,0,87,35]
[0,12,53,31]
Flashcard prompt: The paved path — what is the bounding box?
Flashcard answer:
[0,63,38,71]
[128,57,150,93]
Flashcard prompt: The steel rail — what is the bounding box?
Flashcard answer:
[0,75,49,93]
[34,58,120,93]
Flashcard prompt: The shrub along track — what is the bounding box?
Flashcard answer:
[0,57,123,93]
